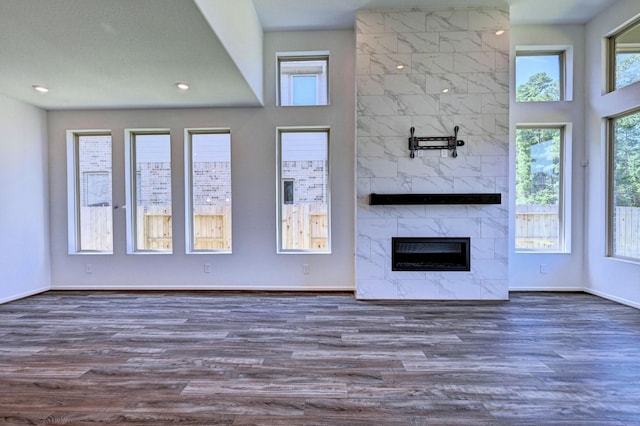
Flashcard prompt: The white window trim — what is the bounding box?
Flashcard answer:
[514,123,572,254]
[606,109,640,262]
[515,45,574,102]
[276,126,331,254]
[124,128,172,255]
[66,129,113,255]
[276,51,330,107]
[184,128,232,255]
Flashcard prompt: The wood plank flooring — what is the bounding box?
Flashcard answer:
[1,291,639,425]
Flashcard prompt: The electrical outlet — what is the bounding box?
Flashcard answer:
[539,264,548,274]
[441,149,448,158]
[204,263,211,273]
[303,264,310,274]
[85,263,93,274]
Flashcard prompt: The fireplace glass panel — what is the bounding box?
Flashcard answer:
[392,237,470,271]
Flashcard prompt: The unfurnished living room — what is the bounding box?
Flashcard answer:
[0,0,639,424]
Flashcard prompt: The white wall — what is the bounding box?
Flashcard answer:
[509,24,587,290]
[584,0,640,308]
[47,30,355,291]
[0,94,50,303]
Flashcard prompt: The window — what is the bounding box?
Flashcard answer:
[125,130,172,253]
[185,129,232,253]
[515,52,563,102]
[277,128,330,253]
[608,110,640,260]
[278,53,329,106]
[608,18,640,91]
[66,132,113,253]
[515,126,567,251]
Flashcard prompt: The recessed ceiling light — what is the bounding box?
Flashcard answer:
[176,82,190,90]
[495,30,505,35]
[32,85,49,93]
[396,64,405,70]
[442,88,449,93]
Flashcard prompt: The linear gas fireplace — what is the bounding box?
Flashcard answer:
[392,237,470,271]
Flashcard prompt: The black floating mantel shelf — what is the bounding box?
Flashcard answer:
[369,193,501,205]
[409,126,464,158]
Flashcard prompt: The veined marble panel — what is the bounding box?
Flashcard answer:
[384,74,426,95]
[397,217,482,238]
[467,9,509,31]
[481,155,508,177]
[412,176,455,193]
[425,73,468,94]
[439,156,483,177]
[358,137,385,158]
[454,52,496,73]
[482,31,509,52]
[385,11,426,33]
[358,95,400,116]
[357,12,385,34]
[481,93,509,114]
[355,7,509,300]
[358,219,398,240]
[468,72,509,94]
[357,55,371,75]
[397,156,441,178]
[464,134,508,156]
[453,115,496,137]
[398,32,439,53]
[453,176,496,193]
[371,53,412,75]
[357,33,398,54]
[426,10,468,32]
[410,115,454,135]
[357,157,398,178]
[370,177,412,193]
[439,31,482,52]
[481,217,509,238]
[397,94,440,116]
[412,53,454,74]
[357,75,384,95]
[440,94,483,115]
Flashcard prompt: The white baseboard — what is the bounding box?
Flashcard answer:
[0,286,50,304]
[509,286,585,292]
[584,288,640,310]
[51,284,354,292]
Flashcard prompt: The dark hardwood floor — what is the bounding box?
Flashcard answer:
[1,291,639,425]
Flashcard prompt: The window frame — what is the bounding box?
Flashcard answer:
[184,128,233,254]
[515,50,566,102]
[124,129,173,254]
[514,124,572,254]
[66,130,113,255]
[276,51,329,107]
[606,108,640,262]
[607,17,640,93]
[276,126,331,254]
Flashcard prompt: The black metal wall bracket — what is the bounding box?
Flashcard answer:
[408,126,464,158]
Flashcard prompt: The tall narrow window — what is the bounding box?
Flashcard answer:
[515,52,563,102]
[515,127,566,251]
[67,132,113,253]
[609,19,640,91]
[277,128,330,253]
[608,110,640,260]
[125,131,172,253]
[185,130,232,253]
[278,53,329,106]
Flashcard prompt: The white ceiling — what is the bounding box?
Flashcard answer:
[0,0,618,110]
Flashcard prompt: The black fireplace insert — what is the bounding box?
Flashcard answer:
[392,237,470,271]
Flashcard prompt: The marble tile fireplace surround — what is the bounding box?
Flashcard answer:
[355,7,509,300]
